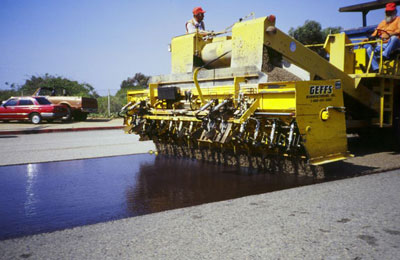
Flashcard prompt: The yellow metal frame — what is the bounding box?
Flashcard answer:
[295,80,349,165]
[123,15,400,167]
[126,77,350,165]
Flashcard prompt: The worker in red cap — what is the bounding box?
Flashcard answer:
[366,2,400,72]
[186,7,207,34]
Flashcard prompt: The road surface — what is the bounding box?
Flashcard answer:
[1,169,399,259]
[0,129,155,166]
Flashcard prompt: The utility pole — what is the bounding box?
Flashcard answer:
[107,89,111,117]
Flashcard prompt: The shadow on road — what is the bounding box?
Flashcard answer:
[322,161,378,180]
[85,118,114,122]
[348,134,400,157]
[321,132,400,180]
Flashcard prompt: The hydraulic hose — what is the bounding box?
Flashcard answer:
[193,67,205,106]
[192,50,232,106]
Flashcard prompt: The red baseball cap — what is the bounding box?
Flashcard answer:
[386,2,396,12]
[193,7,206,15]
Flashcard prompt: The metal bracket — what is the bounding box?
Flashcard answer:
[320,106,346,121]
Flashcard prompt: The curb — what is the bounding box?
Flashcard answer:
[0,126,124,135]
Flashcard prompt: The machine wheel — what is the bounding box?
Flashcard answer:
[62,106,73,122]
[73,112,88,121]
[30,113,42,124]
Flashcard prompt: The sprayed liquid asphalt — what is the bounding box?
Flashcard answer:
[0,125,399,258]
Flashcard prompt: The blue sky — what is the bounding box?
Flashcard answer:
[0,0,386,96]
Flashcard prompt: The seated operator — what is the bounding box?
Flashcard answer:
[366,2,400,72]
[186,7,208,35]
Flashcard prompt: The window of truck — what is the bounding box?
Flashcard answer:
[34,97,52,105]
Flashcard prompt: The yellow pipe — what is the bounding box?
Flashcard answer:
[193,67,206,105]
[345,39,380,47]
[306,39,381,49]
[304,43,324,48]
[367,51,374,73]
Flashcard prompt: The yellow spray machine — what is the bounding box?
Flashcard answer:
[120,10,400,170]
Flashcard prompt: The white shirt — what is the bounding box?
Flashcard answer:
[186,19,205,33]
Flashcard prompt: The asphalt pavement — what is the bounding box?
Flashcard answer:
[0,129,155,166]
[0,118,157,166]
[1,117,400,259]
[1,121,399,178]
[1,169,399,259]
[0,118,123,135]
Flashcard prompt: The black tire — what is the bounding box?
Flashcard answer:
[80,113,88,121]
[30,113,42,124]
[73,112,88,121]
[62,106,73,122]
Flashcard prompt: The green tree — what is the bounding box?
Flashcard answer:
[19,74,99,98]
[0,82,18,102]
[120,73,150,89]
[289,20,342,45]
[96,72,149,116]
[0,89,18,103]
[322,26,343,39]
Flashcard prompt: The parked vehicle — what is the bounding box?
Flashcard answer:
[0,96,67,124]
[33,87,98,121]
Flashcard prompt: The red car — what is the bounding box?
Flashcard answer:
[0,96,67,124]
